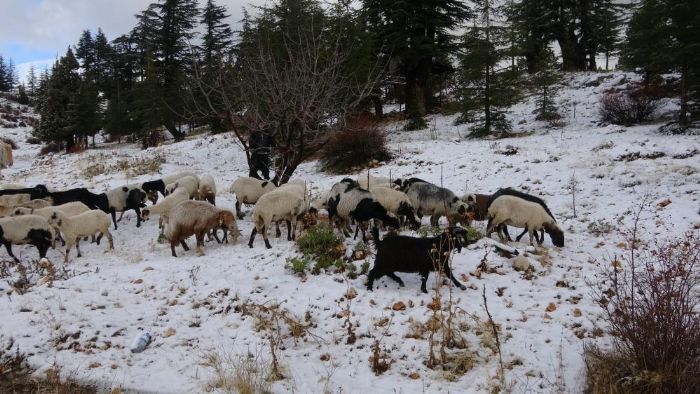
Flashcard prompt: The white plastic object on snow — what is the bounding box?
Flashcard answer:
[130,332,151,353]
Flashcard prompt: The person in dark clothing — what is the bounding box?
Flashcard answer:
[248,124,273,180]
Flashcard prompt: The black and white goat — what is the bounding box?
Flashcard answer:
[326,180,399,241]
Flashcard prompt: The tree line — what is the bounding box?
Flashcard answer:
[0,0,696,161]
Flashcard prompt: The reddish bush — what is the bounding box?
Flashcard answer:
[38,142,60,156]
[586,229,700,393]
[320,118,392,174]
[600,88,660,126]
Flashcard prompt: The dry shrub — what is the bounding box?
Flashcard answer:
[586,230,700,393]
[320,117,392,174]
[600,87,660,126]
[25,136,41,145]
[0,137,17,149]
[38,142,60,156]
[201,349,272,394]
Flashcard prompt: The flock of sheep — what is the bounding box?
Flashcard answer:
[0,170,564,293]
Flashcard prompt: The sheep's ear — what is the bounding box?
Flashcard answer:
[122,186,128,192]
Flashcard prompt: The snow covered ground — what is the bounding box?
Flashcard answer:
[0,72,698,393]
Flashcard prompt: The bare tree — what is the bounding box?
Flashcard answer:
[188,16,382,184]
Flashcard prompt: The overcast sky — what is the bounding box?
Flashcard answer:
[0,0,256,82]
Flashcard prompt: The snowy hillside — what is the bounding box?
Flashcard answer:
[0,73,698,393]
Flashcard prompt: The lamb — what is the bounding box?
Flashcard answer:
[141,187,190,229]
[357,174,393,190]
[163,200,239,257]
[486,195,564,247]
[486,188,557,243]
[105,185,147,229]
[248,190,308,249]
[197,174,217,205]
[141,171,199,204]
[366,226,468,293]
[0,215,54,262]
[47,210,114,262]
[369,186,421,229]
[164,175,199,199]
[326,181,400,240]
[230,176,277,219]
[405,182,468,227]
[48,188,110,213]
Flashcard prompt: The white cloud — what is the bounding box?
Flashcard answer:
[16,59,55,84]
[1,0,255,63]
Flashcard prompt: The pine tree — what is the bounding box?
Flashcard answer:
[363,0,472,128]
[75,30,96,73]
[17,84,30,105]
[27,64,38,96]
[6,58,17,91]
[529,49,562,123]
[0,55,7,91]
[621,0,700,129]
[200,0,233,67]
[34,48,81,148]
[457,0,522,137]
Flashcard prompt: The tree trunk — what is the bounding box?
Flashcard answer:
[680,65,688,125]
[404,67,426,120]
[165,121,184,141]
[557,33,579,71]
[372,94,383,118]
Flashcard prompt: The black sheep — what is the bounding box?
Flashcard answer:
[49,188,110,213]
[0,184,50,200]
[367,226,468,293]
[140,179,165,204]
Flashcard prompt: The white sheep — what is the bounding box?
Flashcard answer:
[12,201,92,247]
[486,195,564,247]
[248,190,307,249]
[47,210,114,262]
[230,176,277,219]
[162,171,199,186]
[141,187,190,229]
[0,183,27,190]
[0,215,54,261]
[0,194,30,207]
[163,200,239,257]
[165,175,199,199]
[369,186,421,229]
[357,174,393,189]
[197,174,217,205]
[0,198,53,217]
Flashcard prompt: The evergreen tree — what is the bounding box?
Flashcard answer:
[363,0,472,128]
[621,0,700,129]
[34,48,81,149]
[6,58,17,90]
[508,0,553,74]
[27,64,38,96]
[529,49,562,122]
[456,0,522,137]
[93,29,113,93]
[200,0,233,67]
[75,30,96,72]
[17,84,30,105]
[0,55,6,91]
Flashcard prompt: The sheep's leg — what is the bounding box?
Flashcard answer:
[105,231,114,249]
[275,221,282,238]
[3,242,19,263]
[486,217,495,238]
[248,227,258,248]
[360,221,369,242]
[353,223,360,240]
[420,271,430,294]
[117,211,125,222]
[430,214,440,227]
[110,209,118,230]
[366,268,382,291]
[500,225,513,241]
[285,220,292,241]
[528,228,535,247]
[57,232,65,247]
[235,201,244,219]
[170,242,178,257]
[37,242,49,259]
[262,225,272,249]
[195,232,205,256]
[538,229,544,245]
[134,207,142,228]
[515,227,528,242]
[75,237,82,257]
[180,240,190,251]
[385,272,405,287]
[444,265,466,290]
